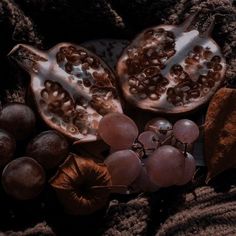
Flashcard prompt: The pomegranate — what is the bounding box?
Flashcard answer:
[117,14,226,114]
[8,43,122,143]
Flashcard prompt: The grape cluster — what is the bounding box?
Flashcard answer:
[98,113,199,192]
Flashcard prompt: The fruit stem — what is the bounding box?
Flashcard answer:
[184,143,188,157]
[133,139,147,158]
[149,125,173,133]
[182,10,200,32]
[8,44,47,74]
[200,15,216,37]
[160,134,174,146]
[91,185,130,194]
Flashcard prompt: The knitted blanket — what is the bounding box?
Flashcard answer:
[2,181,236,235]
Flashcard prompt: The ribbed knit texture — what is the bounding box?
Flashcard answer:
[101,186,236,236]
[102,197,150,236]
[156,186,236,236]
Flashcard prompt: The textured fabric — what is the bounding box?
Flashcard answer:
[2,185,236,235]
[0,222,55,236]
[101,185,236,236]
[155,186,236,236]
[102,197,150,236]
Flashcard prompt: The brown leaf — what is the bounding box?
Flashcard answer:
[205,87,236,183]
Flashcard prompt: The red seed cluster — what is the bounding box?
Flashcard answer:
[167,46,223,106]
[40,80,90,135]
[56,46,100,72]
[123,28,176,100]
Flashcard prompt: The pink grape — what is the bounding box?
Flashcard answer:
[145,117,172,143]
[138,131,158,155]
[176,153,196,186]
[145,145,185,187]
[131,161,160,192]
[98,113,138,149]
[104,150,141,186]
[173,119,199,144]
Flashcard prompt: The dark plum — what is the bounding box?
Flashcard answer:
[2,157,45,200]
[26,130,69,169]
[0,103,36,140]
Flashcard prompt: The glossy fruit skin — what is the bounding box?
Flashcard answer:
[0,103,36,140]
[131,163,160,192]
[176,153,196,186]
[145,117,173,143]
[2,157,45,200]
[0,129,16,168]
[104,149,141,186]
[26,130,69,169]
[98,112,138,150]
[173,119,199,144]
[145,145,185,187]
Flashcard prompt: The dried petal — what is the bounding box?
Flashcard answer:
[205,88,236,183]
[50,154,112,215]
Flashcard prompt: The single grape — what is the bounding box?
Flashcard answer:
[98,113,138,149]
[131,161,160,192]
[173,119,199,144]
[176,153,196,186]
[145,145,185,187]
[138,131,158,155]
[104,149,141,186]
[145,117,172,143]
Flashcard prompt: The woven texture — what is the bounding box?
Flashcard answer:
[101,185,236,236]
[103,197,150,236]
[155,186,236,236]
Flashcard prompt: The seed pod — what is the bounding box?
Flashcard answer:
[8,43,123,143]
[50,154,112,215]
[117,14,226,114]
[205,88,236,183]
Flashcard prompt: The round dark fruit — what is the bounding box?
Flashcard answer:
[0,103,36,140]
[0,129,16,168]
[2,157,45,200]
[26,130,69,169]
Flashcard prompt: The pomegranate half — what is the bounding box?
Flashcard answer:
[8,43,123,143]
[117,14,226,114]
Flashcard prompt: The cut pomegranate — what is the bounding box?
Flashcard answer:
[8,43,122,142]
[117,14,226,114]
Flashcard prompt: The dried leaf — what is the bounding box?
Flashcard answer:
[205,87,236,183]
[50,154,112,215]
